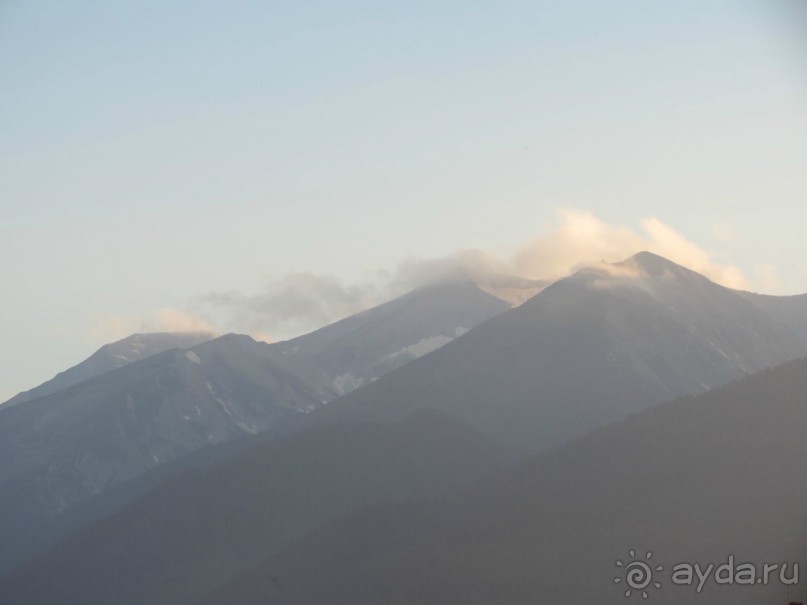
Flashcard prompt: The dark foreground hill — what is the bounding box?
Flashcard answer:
[199,355,807,605]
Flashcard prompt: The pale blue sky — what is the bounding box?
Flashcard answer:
[2,0,806,399]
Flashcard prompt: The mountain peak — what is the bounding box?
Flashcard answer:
[557,252,699,293]
[622,250,685,272]
[609,251,706,283]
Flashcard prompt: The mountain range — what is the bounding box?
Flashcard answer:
[3,253,807,603]
[321,252,806,450]
[0,280,510,575]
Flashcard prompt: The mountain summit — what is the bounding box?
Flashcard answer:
[324,252,806,450]
[273,280,510,396]
[622,249,692,273]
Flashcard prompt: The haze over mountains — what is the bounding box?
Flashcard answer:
[3,252,807,604]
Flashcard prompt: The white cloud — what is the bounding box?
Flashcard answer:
[195,273,380,343]
[509,209,748,289]
[99,209,752,343]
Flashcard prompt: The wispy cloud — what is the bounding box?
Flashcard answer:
[386,210,748,290]
[196,273,380,342]
[100,209,755,343]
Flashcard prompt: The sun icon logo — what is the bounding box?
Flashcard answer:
[614,550,663,599]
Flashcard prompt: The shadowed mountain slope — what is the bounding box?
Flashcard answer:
[738,290,807,346]
[0,411,515,605]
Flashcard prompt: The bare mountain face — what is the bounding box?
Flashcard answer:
[321,252,807,450]
[272,280,511,396]
[0,334,326,574]
[198,357,807,605]
[2,332,217,408]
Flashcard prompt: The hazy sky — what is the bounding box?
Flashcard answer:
[2,0,807,399]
